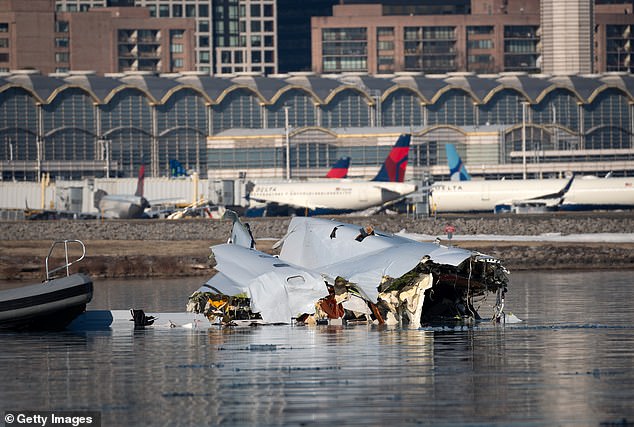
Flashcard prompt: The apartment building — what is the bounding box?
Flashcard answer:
[311,0,634,75]
[0,0,195,74]
[56,0,277,75]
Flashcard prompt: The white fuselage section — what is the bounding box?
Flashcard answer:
[250,180,417,211]
[429,177,634,213]
[98,195,147,219]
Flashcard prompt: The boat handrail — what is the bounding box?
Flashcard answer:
[45,239,86,281]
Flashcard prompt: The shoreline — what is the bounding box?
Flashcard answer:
[2,213,634,280]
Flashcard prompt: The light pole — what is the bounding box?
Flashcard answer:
[521,101,528,180]
[284,106,290,180]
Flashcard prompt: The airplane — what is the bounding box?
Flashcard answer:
[429,150,634,213]
[93,165,150,219]
[246,134,417,215]
[244,155,351,216]
[186,211,511,326]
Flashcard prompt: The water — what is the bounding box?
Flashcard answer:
[1,271,634,426]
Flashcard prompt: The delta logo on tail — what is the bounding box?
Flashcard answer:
[325,157,351,179]
[371,134,411,183]
[445,143,471,181]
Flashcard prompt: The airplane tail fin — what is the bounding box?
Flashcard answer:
[223,209,256,249]
[446,143,471,181]
[135,165,145,197]
[371,134,411,182]
[94,189,107,210]
[325,156,351,179]
[169,159,187,177]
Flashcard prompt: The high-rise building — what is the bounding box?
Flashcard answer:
[276,0,338,73]
[310,0,634,75]
[0,0,58,73]
[56,0,277,75]
[541,0,594,74]
[1,0,195,75]
[209,0,277,74]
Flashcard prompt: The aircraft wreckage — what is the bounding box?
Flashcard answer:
[187,212,511,327]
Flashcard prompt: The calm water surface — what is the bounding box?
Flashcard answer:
[1,271,633,426]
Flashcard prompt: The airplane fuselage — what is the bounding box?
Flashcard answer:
[430,177,634,213]
[249,180,417,212]
[98,195,148,219]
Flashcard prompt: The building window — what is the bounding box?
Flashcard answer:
[171,43,183,53]
[55,52,69,63]
[200,51,210,63]
[263,4,273,16]
[55,21,69,33]
[148,5,156,17]
[55,38,69,48]
[264,20,273,32]
[186,5,196,17]
[159,5,169,17]
[199,36,210,47]
[173,4,182,17]
[377,27,394,37]
[322,28,368,72]
[264,35,274,47]
[0,23,8,33]
[199,20,209,32]
[172,58,184,68]
[0,38,8,48]
[0,53,9,62]
[251,4,261,16]
[251,21,261,32]
[252,51,261,63]
[468,26,494,36]
[468,40,493,49]
[199,4,209,17]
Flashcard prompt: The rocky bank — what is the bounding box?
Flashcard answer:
[1,212,633,280]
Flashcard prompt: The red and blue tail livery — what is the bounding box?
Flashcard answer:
[325,156,351,179]
[371,134,411,183]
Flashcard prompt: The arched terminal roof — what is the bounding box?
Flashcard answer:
[2,70,634,107]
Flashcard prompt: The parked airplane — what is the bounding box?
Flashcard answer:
[429,150,634,213]
[246,134,416,215]
[94,166,150,219]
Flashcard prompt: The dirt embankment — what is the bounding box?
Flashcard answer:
[1,212,633,280]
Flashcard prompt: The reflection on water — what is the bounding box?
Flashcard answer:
[1,271,634,426]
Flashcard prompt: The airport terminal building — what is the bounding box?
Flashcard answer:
[1,69,634,183]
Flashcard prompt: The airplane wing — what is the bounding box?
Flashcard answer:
[494,175,576,213]
[524,175,575,201]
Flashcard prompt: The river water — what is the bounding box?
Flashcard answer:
[1,271,633,427]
